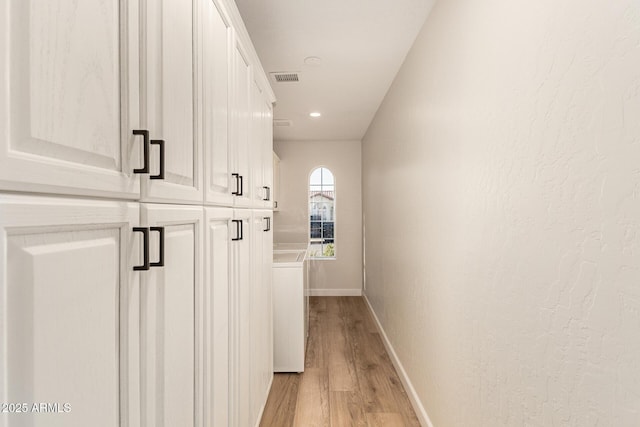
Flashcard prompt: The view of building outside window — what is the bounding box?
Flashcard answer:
[309,167,335,258]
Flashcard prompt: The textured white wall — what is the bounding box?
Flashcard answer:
[274,140,362,294]
[362,0,640,425]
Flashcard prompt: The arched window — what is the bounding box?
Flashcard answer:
[309,167,335,258]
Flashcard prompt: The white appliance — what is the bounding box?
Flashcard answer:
[272,247,310,372]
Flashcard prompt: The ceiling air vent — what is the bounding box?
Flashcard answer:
[274,119,293,127]
[270,72,300,83]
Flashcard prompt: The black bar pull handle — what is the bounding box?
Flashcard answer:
[133,130,150,174]
[133,227,150,271]
[232,220,243,241]
[263,186,270,201]
[263,217,271,232]
[232,173,240,195]
[238,175,243,196]
[150,140,165,180]
[150,226,165,267]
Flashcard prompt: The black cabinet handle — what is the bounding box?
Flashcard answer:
[150,226,164,267]
[264,217,271,232]
[263,186,271,201]
[133,227,150,271]
[232,173,241,195]
[232,219,243,241]
[238,175,243,196]
[150,140,165,180]
[133,130,150,174]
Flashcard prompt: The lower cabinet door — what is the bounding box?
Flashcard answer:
[0,195,140,427]
[250,210,273,422]
[261,211,274,405]
[204,207,233,427]
[140,203,204,427]
[231,208,252,427]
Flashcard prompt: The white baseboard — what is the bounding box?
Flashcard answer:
[309,288,362,296]
[363,294,435,427]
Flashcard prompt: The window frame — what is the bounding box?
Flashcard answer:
[308,166,336,260]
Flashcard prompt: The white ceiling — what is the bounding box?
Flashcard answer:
[234,0,435,141]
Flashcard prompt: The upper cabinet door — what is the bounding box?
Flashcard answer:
[142,0,203,204]
[0,0,141,199]
[250,78,265,208]
[203,0,234,207]
[262,100,274,209]
[230,37,252,208]
[273,152,280,210]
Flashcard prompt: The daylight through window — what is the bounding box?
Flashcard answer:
[309,167,335,258]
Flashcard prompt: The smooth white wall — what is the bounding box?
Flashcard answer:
[274,140,362,295]
[362,0,640,425]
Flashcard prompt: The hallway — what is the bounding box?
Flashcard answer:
[260,297,420,427]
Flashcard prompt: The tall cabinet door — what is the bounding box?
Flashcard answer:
[0,195,140,427]
[230,38,252,208]
[203,0,234,207]
[140,204,204,427]
[0,0,141,199]
[203,206,233,427]
[231,208,252,426]
[250,210,274,423]
[142,0,203,204]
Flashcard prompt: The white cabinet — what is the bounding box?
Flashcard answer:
[231,208,252,426]
[140,204,204,427]
[203,0,234,207]
[204,206,233,427]
[273,249,310,373]
[262,103,274,209]
[252,94,274,209]
[250,210,274,421]
[0,0,141,199]
[1,0,275,426]
[142,0,203,204]
[250,78,265,208]
[249,80,274,209]
[273,152,281,210]
[0,195,141,427]
[205,207,272,427]
[230,39,253,208]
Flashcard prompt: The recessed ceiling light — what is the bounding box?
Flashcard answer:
[309,112,321,118]
[304,56,322,66]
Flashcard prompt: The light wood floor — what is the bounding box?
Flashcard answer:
[260,296,421,427]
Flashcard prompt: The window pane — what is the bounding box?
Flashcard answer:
[310,168,323,185]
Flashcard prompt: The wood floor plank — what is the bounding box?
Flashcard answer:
[369,333,421,427]
[326,301,358,391]
[339,296,378,334]
[365,412,406,427]
[329,391,367,427]
[260,297,421,427]
[292,367,330,427]
[259,374,300,427]
[350,329,400,413]
[305,298,326,368]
